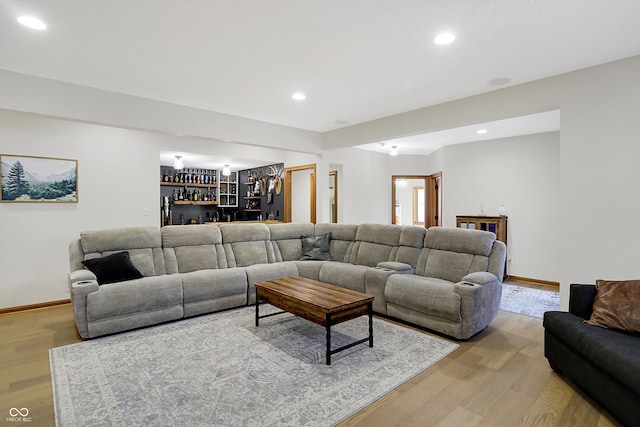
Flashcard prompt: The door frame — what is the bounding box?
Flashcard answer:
[391,172,441,227]
[284,163,317,223]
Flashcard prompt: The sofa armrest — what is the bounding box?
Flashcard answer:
[69,269,97,286]
[461,271,499,286]
[69,277,99,339]
[454,272,502,339]
[376,261,415,274]
[569,283,597,320]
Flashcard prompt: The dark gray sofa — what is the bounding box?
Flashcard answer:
[543,284,640,426]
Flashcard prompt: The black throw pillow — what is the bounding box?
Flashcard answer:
[82,251,143,285]
[300,232,332,261]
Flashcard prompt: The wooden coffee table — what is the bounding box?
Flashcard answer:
[255,276,374,365]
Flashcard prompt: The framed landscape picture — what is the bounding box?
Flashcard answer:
[0,154,78,202]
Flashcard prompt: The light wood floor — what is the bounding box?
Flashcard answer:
[0,287,621,427]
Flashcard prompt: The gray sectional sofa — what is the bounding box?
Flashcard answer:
[68,222,506,340]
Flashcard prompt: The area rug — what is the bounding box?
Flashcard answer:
[50,306,458,427]
[500,283,560,318]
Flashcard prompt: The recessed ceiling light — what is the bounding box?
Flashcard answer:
[477,129,488,134]
[17,16,46,30]
[292,92,306,101]
[434,32,455,45]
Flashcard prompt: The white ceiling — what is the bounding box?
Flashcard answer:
[357,110,560,156]
[1,0,640,151]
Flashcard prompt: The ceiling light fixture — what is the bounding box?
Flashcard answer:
[222,164,231,176]
[17,16,46,30]
[434,32,455,45]
[390,146,399,156]
[173,155,184,170]
[477,129,488,134]
[292,92,306,101]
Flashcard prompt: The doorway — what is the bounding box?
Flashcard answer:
[391,172,441,227]
[329,170,338,223]
[284,164,317,223]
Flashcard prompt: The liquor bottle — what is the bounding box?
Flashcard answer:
[174,171,180,183]
[200,170,204,184]
[204,170,209,185]
[163,170,169,182]
[173,189,178,202]
[178,188,184,201]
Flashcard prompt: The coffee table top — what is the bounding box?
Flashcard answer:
[255,276,373,314]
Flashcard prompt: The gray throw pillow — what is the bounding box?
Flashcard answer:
[300,232,332,261]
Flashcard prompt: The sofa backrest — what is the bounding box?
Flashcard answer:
[77,227,166,276]
[220,223,276,267]
[395,226,427,267]
[416,227,505,282]
[267,223,315,261]
[346,224,401,267]
[161,225,227,273]
[314,223,358,262]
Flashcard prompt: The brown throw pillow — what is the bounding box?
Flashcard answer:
[585,279,640,334]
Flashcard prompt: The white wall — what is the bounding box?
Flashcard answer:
[441,132,561,282]
[0,110,319,309]
[323,148,390,224]
[323,55,640,308]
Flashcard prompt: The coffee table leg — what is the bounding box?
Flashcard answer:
[326,313,331,366]
[368,302,373,347]
[255,287,259,327]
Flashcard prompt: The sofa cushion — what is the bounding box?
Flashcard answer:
[245,262,300,304]
[180,268,248,317]
[394,226,426,267]
[544,311,640,396]
[80,226,161,253]
[86,274,183,322]
[300,232,332,261]
[81,251,143,285]
[162,225,225,273]
[314,223,358,262]
[80,227,165,276]
[268,223,315,261]
[585,279,640,335]
[348,224,400,267]
[385,275,461,323]
[423,250,474,284]
[220,223,276,267]
[318,262,369,292]
[424,227,495,256]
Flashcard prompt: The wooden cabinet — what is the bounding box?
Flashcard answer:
[456,215,507,244]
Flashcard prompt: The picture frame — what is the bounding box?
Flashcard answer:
[0,154,78,202]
